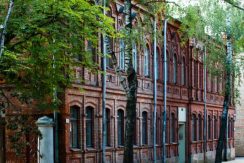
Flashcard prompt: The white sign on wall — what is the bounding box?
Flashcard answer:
[178,107,186,122]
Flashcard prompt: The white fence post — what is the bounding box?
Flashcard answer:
[36,116,54,163]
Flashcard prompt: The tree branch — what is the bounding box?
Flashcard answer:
[0,0,14,57]
[224,0,244,11]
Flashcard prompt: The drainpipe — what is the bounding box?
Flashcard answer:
[153,16,157,163]
[203,46,207,162]
[102,0,107,161]
[162,18,168,163]
[52,53,59,163]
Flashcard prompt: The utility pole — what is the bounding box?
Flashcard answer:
[153,16,157,163]
[203,46,207,163]
[162,18,168,163]
[102,0,107,162]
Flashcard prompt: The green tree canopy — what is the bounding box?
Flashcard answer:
[0,0,115,109]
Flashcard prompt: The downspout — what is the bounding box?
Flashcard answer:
[162,18,168,163]
[203,46,207,163]
[153,16,157,163]
[52,53,59,163]
[102,0,107,161]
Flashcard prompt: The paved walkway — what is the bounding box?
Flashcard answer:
[223,157,244,163]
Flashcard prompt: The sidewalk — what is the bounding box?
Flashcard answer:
[223,157,244,163]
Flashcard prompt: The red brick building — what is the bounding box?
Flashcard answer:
[235,53,244,156]
[0,2,235,163]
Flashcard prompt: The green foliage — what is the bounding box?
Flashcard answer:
[176,0,244,99]
[6,115,41,157]
[0,0,116,109]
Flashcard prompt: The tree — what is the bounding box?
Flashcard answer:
[0,0,115,158]
[174,0,243,162]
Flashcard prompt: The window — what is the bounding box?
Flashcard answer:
[165,114,169,144]
[119,39,125,70]
[211,76,214,92]
[167,53,169,82]
[181,58,185,85]
[194,60,198,88]
[213,116,218,139]
[86,107,94,147]
[117,109,124,146]
[142,111,148,145]
[156,112,160,144]
[208,115,212,140]
[133,119,137,145]
[199,64,203,89]
[87,40,97,63]
[192,114,197,141]
[144,47,150,77]
[155,48,159,80]
[132,43,137,72]
[104,36,113,69]
[70,106,80,148]
[106,109,110,146]
[163,52,169,82]
[198,114,202,141]
[219,116,222,129]
[170,113,176,143]
[173,54,177,84]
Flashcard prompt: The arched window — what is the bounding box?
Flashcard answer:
[133,118,137,145]
[144,46,150,77]
[198,114,202,141]
[181,58,185,85]
[87,40,97,63]
[117,109,124,146]
[192,114,197,141]
[166,115,169,144]
[119,39,125,70]
[167,53,169,82]
[70,106,80,148]
[208,115,212,140]
[104,36,114,69]
[106,108,110,146]
[156,112,160,144]
[86,107,94,147]
[170,113,176,143]
[194,60,198,88]
[155,48,159,80]
[163,52,170,82]
[142,111,148,144]
[214,116,218,139]
[173,54,177,84]
[132,42,137,72]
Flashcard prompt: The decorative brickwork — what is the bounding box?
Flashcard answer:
[1,2,236,163]
[235,53,244,156]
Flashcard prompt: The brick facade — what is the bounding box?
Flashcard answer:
[235,53,244,156]
[1,2,236,163]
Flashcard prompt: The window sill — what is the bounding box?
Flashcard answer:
[86,147,96,151]
[170,142,178,145]
[70,148,81,152]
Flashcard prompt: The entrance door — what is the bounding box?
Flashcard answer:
[178,123,185,163]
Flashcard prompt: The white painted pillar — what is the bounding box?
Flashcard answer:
[36,116,54,163]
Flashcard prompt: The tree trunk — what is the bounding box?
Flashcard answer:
[123,66,137,163]
[123,0,138,162]
[215,14,232,163]
[0,0,14,57]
